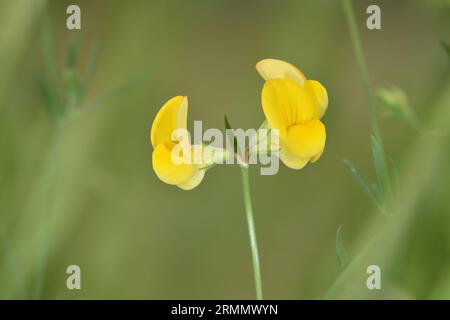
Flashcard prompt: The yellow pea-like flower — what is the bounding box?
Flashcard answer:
[256,59,328,169]
[150,96,205,190]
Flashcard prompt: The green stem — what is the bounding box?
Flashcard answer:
[240,166,263,300]
[342,0,391,198]
[34,123,64,299]
[342,0,381,142]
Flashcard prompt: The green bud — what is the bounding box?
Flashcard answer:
[376,85,409,118]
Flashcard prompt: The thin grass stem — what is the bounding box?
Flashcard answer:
[342,0,391,200]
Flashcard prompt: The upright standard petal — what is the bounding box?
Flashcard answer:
[256,59,306,86]
[305,80,328,119]
[150,96,188,147]
[261,79,318,135]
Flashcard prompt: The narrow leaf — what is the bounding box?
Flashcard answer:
[81,76,147,113]
[82,41,101,89]
[66,34,80,70]
[370,135,390,198]
[64,69,82,112]
[336,225,349,272]
[42,14,61,109]
[224,115,232,130]
[34,74,52,112]
[389,157,400,195]
[343,158,382,210]
[224,115,238,154]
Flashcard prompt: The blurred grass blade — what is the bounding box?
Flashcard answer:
[336,225,349,272]
[66,34,80,70]
[224,115,238,154]
[65,36,82,112]
[389,157,400,195]
[371,135,390,200]
[326,80,450,299]
[343,158,382,210]
[0,0,46,105]
[42,13,61,112]
[82,76,146,112]
[34,74,54,118]
[65,69,82,112]
[82,41,101,89]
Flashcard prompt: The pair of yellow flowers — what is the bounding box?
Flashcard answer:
[151,59,328,190]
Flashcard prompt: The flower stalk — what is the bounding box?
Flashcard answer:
[240,166,263,300]
[151,58,328,299]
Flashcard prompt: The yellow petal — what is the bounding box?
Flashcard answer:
[256,59,306,86]
[279,149,309,170]
[310,149,324,163]
[178,169,205,190]
[152,143,199,186]
[305,80,328,119]
[283,119,326,159]
[261,79,318,136]
[150,96,188,147]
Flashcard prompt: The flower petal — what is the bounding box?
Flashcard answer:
[310,150,324,163]
[305,80,328,119]
[279,149,309,170]
[150,96,188,147]
[256,59,306,86]
[178,169,205,190]
[284,119,326,159]
[152,143,199,186]
[261,79,317,135]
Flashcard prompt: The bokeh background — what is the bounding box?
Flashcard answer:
[0,0,449,299]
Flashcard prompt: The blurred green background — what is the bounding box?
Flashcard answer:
[0,0,449,299]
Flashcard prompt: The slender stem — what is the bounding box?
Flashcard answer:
[342,0,381,142]
[240,166,263,300]
[34,123,64,299]
[342,0,391,197]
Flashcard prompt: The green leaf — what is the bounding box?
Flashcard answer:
[336,225,349,272]
[370,135,390,199]
[343,158,382,210]
[224,115,238,154]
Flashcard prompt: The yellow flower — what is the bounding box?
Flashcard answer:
[150,96,205,190]
[256,59,328,169]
